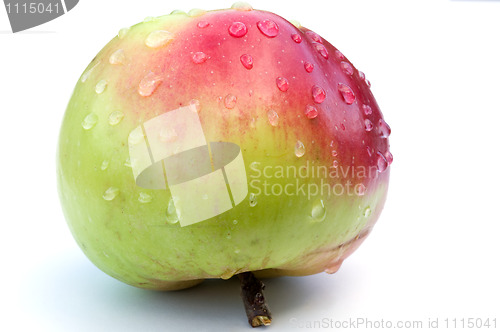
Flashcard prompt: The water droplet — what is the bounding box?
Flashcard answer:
[306,31,322,43]
[331,150,338,157]
[226,232,232,240]
[166,199,179,224]
[145,30,174,48]
[340,61,354,75]
[197,21,210,28]
[334,49,345,60]
[356,184,366,196]
[364,206,372,217]
[365,78,371,88]
[267,110,279,126]
[80,61,101,83]
[118,27,130,39]
[291,33,302,43]
[109,49,125,65]
[124,157,132,168]
[228,21,247,37]
[108,111,124,126]
[311,199,326,222]
[138,192,152,203]
[233,219,238,225]
[362,104,372,115]
[95,79,107,94]
[170,9,187,15]
[313,43,329,59]
[189,99,201,112]
[276,77,289,92]
[376,151,388,172]
[159,127,178,142]
[103,187,119,201]
[128,128,144,145]
[332,160,339,168]
[324,260,342,274]
[338,83,355,104]
[100,160,109,171]
[358,71,366,80]
[138,72,163,97]
[257,19,279,38]
[188,8,206,17]
[295,140,306,157]
[224,94,237,109]
[304,62,314,73]
[378,119,391,138]
[231,2,253,11]
[240,54,253,69]
[144,16,157,23]
[312,85,326,104]
[305,104,318,119]
[234,248,241,254]
[384,151,394,165]
[82,113,98,130]
[364,119,373,132]
[249,193,258,207]
[366,146,373,157]
[192,51,208,64]
[250,161,259,169]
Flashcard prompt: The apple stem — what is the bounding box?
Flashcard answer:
[237,272,272,328]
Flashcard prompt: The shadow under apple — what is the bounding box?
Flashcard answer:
[23,249,352,331]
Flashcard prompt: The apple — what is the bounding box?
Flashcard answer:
[57,3,391,327]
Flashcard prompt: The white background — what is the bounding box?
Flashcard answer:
[1,0,499,331]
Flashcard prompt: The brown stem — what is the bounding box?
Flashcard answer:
[237,272,272,327]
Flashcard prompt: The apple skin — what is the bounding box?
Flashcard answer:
[57,6,391,290]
